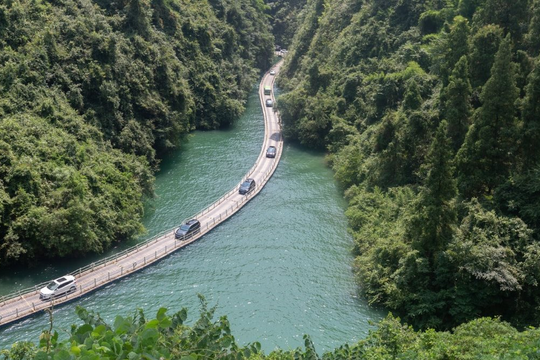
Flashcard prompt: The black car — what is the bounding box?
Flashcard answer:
[266,146,276,158]
[239,178,256,195]
[175,219,201,239]
[265,99,273,107]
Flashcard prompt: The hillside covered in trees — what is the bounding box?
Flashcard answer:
[278,0,540,330]
[266,0,307,48]
[0,0,273,267]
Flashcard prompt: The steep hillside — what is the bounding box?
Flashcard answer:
[266,0,307,48]
[279,0,540,329]
[0,0,273,267]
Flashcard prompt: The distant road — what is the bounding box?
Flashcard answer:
[0,60,284,328]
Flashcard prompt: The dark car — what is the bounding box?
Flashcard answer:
[265,99,273,107]
[239,178,256,195]
[266,146,277,158]
[175,219,201,239]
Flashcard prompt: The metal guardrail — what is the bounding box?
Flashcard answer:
[0,61,284,323]
[0,174,274,324]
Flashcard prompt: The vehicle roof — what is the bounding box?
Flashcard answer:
[55,275,75,283]
[186,219,199,225]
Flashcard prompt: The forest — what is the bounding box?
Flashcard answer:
[0,0,273,267]
[278,0,540,331]
[3,0,540,357]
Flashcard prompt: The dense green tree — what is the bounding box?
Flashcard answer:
[520,57,540,168]
[438,16,470,86]
[441,55,472,151]
[377,121,458,329]
[526,0,540,55]
[402,78,423,111]
[469,24,504,89]
[474,0,529,42]
[447,199,540,326]
[408,121,457,261]
[456,35,519,197]
[495,167,540,234]
[458,0,479,19]
[125,0,152,36]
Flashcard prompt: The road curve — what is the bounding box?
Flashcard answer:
[0,60,284,328]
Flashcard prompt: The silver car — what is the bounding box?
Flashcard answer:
[40,275,77,300]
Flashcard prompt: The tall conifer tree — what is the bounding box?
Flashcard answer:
[440,16,470,86]
[409,121,457,262]
[469,25,503,89]
[478,0,528,42]
[526,0,540,55]
[521,57,540,168]
[442,56,472,152]
[457,35,519,197]
[403,78,422,112]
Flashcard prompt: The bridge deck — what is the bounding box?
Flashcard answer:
[0,60,284,327]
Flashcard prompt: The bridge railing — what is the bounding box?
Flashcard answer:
[180,65,279,226]
[0,62,284,316]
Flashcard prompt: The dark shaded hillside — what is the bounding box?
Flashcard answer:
[278,0,540,329]
[0,0,273,267]
[266,0,307,48]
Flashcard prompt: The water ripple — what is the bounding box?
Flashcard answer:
[0,89,384,353]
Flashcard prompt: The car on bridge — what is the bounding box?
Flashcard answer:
[175,219,201,239]
[239,178,256,195]
[266,146,276,158]
[269,70,276,75]
[40,275,77,300]
[265,99,273,107]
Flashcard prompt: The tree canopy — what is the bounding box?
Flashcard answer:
[279,0,540,330]
[0,0,273,266]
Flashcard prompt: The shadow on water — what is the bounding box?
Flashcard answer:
[270,132,282,142]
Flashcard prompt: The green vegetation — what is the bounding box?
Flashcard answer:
[266,0,307,48]
[278,0,540,330]
[1,302,540,359]
[0,0,273,267]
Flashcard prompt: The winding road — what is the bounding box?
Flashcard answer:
[0,60,284,328]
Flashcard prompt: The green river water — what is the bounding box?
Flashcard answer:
[0,86,384,353]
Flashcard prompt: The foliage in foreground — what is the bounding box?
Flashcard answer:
[278,0,540,329]
[1,301,540,360]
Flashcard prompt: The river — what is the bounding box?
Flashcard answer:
[0,86,384,353]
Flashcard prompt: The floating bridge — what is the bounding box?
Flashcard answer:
[0,61,284,328]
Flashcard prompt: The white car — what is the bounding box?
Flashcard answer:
[269,70,276,75]
[40,275,77,300]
